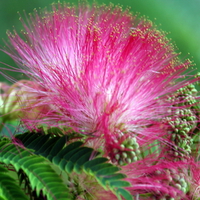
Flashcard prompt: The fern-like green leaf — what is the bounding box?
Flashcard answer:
[109,180,131,188]
[24,132,43,147]
[47,136,67,161]
[116,188,133,200]
[95,166,120,176]
[15,131,133,200]
[16,131,33,143]
[64,147,94,173]
[99,173,127,185]
[74,151,97,173]
[89,163,114,173]
[0,165,28,200]
[37,137,60,156]
[0,142,73,200]
[26,134,50,150]
[54,141,84,163]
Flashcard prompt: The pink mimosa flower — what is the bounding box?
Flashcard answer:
[122,158,200,199]
[3,3,198,157]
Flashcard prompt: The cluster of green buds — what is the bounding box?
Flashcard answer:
[173,84,198,106]
[166,169,188,196]
[0,80,51,124]
[0,82,22,122]
[151,169,188,200]
[164,83,199,157]
[165,109,196,156]
[110,136,141,165]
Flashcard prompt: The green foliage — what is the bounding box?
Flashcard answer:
[0,165,28,200]
[17,131,132,199]
[0,131,132,200]
[0,137,73,200]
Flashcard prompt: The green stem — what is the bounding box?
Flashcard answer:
[0,121,5,133]
[0,117,11,133]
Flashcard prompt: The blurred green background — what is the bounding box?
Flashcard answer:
[0,0,200,83]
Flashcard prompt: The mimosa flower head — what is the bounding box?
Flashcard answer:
[4,2,198,156]
[122,158,200,199]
